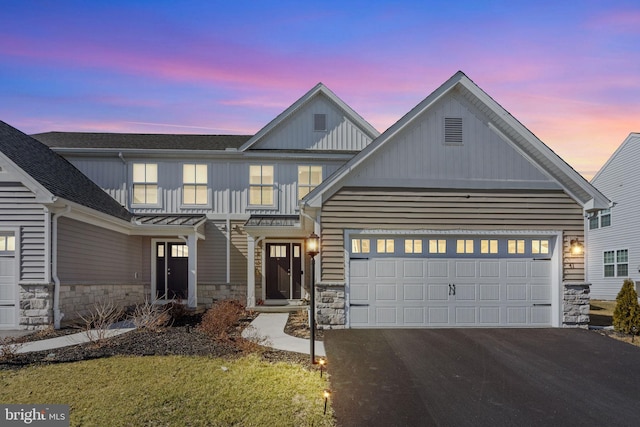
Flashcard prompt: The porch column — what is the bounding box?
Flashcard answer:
[187,233,197,308]
[247,235,256,308]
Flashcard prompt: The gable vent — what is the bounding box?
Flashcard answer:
[444,117,463,145]
[314,114,327,132]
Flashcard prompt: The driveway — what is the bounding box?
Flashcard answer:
[324,329,640,426]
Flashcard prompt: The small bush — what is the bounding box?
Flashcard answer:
[130,299,172,331]
[198,299,245,340]
[79,299,124,344]
[0,337,23,362]
[613,279,640,335]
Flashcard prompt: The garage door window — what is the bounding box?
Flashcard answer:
[508,239,526,254]
[531,239,550,254]
[480,239,498,254]
[377,239,395,254]
[429,240,446,254]
[456,239,474,254]
[352,239,370,254]
[0,234,15,253]
[404,239,422,254]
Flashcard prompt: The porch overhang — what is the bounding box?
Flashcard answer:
[243,214,310,238]
[131,214,207,239]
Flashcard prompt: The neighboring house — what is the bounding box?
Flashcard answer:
[587,133,640,300]
[0,71,609,331]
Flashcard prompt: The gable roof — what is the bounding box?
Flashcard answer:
[32,132,251,151]
[591,132,640,183]
[239,83,380,151]
[0,121,132,221]
[304,71,610,211]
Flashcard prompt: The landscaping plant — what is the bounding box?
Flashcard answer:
[613,279,640,335]
[198,299,246,340]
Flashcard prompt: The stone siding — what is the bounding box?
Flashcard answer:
[197,283,249,308]
[59,283,150,324]
[19,284,54,330]
[563,282,590,328]
[316,282,346,329]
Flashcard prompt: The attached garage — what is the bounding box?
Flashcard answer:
[0,232,17,329]
[347,234,558,328]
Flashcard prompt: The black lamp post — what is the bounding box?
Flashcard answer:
[306,232,319,364]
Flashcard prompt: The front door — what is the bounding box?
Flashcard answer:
[265,243,302,300]
[155,242,189,301]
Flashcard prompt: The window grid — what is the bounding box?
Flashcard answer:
[182,164,208,205]
[604,249,628,277]
[298,166,322,200]
[249,165,275,206]
[132,163,158,205]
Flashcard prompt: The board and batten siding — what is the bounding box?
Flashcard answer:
[250,94,373,151]
[57,216,145,284]
[320,188,585,282]
[0,182,46,282]
[69,157,345,216]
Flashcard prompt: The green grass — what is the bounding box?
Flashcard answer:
[0,355,334,426]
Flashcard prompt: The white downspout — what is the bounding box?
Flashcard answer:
[52,205,71,329]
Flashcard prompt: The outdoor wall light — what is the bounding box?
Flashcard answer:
[306,232,319,257]
[323,389,332,414]
[570,238,584,256]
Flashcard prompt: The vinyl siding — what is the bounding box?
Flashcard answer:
[250,94,373,151]
[197,222,228,283]
[57,216,145,284]
[321,188,584,282]
[588,134,640,299]
[0,182,46,282]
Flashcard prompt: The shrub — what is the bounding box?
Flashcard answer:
[198,300,245,340]
[130,299,172,331]
[79,299,124,344]
[613,279,640,335]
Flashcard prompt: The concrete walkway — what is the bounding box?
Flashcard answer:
[2,313,323,356]
[242,313,326,357]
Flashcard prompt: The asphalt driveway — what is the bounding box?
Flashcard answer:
[324,329,640,426]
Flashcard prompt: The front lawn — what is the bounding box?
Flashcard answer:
[0,355,334,426]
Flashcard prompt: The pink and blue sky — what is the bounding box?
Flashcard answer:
[1,0,639,179]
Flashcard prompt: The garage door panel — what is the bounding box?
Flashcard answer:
[455,261,477,277]
[428,307,449,323]
[428,284,449,301]
[531,284,551,301]
[454,284,476,301]
[351,284,370,302]
[479,307,500,324]
[350,260,369,278]
[402,261,424,277]
[402,283,424,301]
[375,260,396,278]
[404,307,425,324]
[455,307,477,324]
[428,261,449,277]
[531,306,551,324]
[375,284,397,301]
[507,261,528,277]
[479,284,500,301]
[507,307,528,324]
[479,261,500,277]
[507,284,527,301]
[350,306,370,326]
[376,307,397,324]
[531,261,551,277]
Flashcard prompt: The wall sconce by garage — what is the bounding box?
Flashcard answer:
[570,238,584,256]
[307,232,320,364]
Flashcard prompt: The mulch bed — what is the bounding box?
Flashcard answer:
[0,311,317,370]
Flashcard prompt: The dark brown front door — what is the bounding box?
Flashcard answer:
[265,243,302,300]
[156,242,189,300]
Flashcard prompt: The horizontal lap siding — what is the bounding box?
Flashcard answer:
[0,183,46,282]
[320,188,584,281]
[57,217,145,284]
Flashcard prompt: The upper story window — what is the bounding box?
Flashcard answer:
[249,165,274,206]
[182,164,208,205]
[298,166,322,200]
[604,249,628,277]
[132,163,158,205]
[314,114,327,132]
[0,233,15,253]
[589,209,611,230]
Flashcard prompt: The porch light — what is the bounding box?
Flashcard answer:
[307,232,319,257]
[307,232,320,364]
[570,238,584,256]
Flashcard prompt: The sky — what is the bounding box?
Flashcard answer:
[1,0,639,179]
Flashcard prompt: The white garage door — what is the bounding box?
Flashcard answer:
[348,235,554,328]
[0,232,17,329]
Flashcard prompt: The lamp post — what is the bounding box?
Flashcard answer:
[306,232,319,364]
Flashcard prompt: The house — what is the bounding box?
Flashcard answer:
[0,71,608,331]
[586,133,640,300]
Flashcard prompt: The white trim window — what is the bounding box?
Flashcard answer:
[132,163,158,205]
[604,249,628,277]
[589,209,611,230]
[298,165,322,200]
[183,164,208,205]
[0,233,15,253]
[249,165,274,206]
